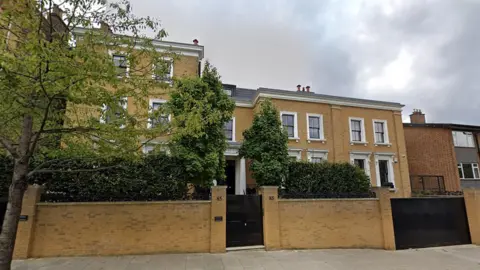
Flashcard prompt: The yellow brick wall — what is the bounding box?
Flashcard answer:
[245,98,411,197]
[29,201,211,258]
[278,199,384,249]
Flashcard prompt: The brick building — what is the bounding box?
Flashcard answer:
[404,110,480,191]
[215,85,411,197]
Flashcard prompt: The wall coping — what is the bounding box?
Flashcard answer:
[279,198,379,202]
[37,200,211,206]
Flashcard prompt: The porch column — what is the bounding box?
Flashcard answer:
[240,158,246,194]
[235,158,247,195]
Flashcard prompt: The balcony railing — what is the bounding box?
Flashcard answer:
[410,175,446,192]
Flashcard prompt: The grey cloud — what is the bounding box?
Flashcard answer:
[133,0,480,124]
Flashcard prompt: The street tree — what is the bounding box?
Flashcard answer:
[239,99,289,186]
[0,0,171,268]
[167,62,235,187]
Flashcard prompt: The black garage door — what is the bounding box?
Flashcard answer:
[226,195,263,248]
[391,197,471,249]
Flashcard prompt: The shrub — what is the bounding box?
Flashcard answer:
[285,161,370,194]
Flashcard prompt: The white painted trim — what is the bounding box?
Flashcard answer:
[148,98,170,129]
[307,150,328,162]
[225,117,236,142]
[306,113,324,140]
[109,50,130,78]
[235,93,403,111]
[374,154,395,187]
[254,93,403,111]
[372,119,390,144]
[350,153,371,177]
[225,148,239,156]
[152,57,174,84]
[349,117,367,144]
[287,149,302,161]
[280,111,298,139]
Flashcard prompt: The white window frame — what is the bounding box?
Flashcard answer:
[350,152,371,177]
[452,131,475,148]
[224,117,235,142]
[306,113,325,141]
[280,111,298,139]
[100,97,128,128]
[349,117,367,144]
[288,149,302,161]
[109,50,130,78]
[307,150,328,163]
[374,154,395,187]
[147,98,170,129]
[458,163,480,179]
[152,57,173,84]
[142,142,170,155]
[372,119,390,145]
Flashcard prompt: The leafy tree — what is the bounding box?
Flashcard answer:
[0,0,171,267]
[239,99,289,186]
[167,62,235,186]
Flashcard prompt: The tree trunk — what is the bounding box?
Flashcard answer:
[0,160,29,270]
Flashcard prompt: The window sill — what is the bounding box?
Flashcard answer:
[350,141,368,146]
[374,143,392,147]
[288,137,300,142]
[307,138,326,144]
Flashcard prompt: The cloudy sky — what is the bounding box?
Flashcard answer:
[132,0,480,124]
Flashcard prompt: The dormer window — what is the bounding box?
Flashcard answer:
[224,89,232,96]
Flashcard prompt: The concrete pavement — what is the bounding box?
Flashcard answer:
[12,245,480,270]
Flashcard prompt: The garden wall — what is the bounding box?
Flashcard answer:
[13,186,227,259]
[278,199,384,249]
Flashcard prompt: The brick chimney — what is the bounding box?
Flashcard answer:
[296,84,301,91]
[410,109,426,124]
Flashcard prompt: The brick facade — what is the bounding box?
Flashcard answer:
[403,126,461,191]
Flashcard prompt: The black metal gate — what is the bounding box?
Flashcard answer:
[391,197,471,249]
[226,195,263,248]
[0,197,7,233]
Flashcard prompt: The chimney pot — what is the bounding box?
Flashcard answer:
[302,87,305,92]
[193,39,199,45]
[306,86,311,92]
[410,109,426,124]
[296,84,301,91]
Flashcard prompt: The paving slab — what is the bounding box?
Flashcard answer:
[12,245,480,270]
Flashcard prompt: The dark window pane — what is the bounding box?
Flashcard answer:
[282,114,295,137]
[379,160,389,184]
[224,119,233,141]
[354,159,365,170]
[463,163,474,178]
[309,116,320,139]
[351,120,362,141]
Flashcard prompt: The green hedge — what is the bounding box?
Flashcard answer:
[0,154,200,202]
[285,161,371,194]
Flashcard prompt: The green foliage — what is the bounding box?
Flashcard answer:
[285,161,371,193]
[239,99,289,186]
[0,0,172,164]
[167,62,235,186]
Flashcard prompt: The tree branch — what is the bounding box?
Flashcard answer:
[0,137,18,158]
[39,127,99,134]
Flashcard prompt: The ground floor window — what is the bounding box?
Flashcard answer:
[307,150,328,163]
[350,153,370,177]
[458,163,480,179]
[374,155,395,188]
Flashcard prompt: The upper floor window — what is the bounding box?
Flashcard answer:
[458,163,480,179]
[113,55,128,77]
[281,112,298,139]
[349,117,365,143]
[153,59,173,82]
[148,99,170,128]
[223,118,235,141]
[307,114,324,140]
[101,97,127,126]
[453,131,475,148]
[373,120,389,144]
